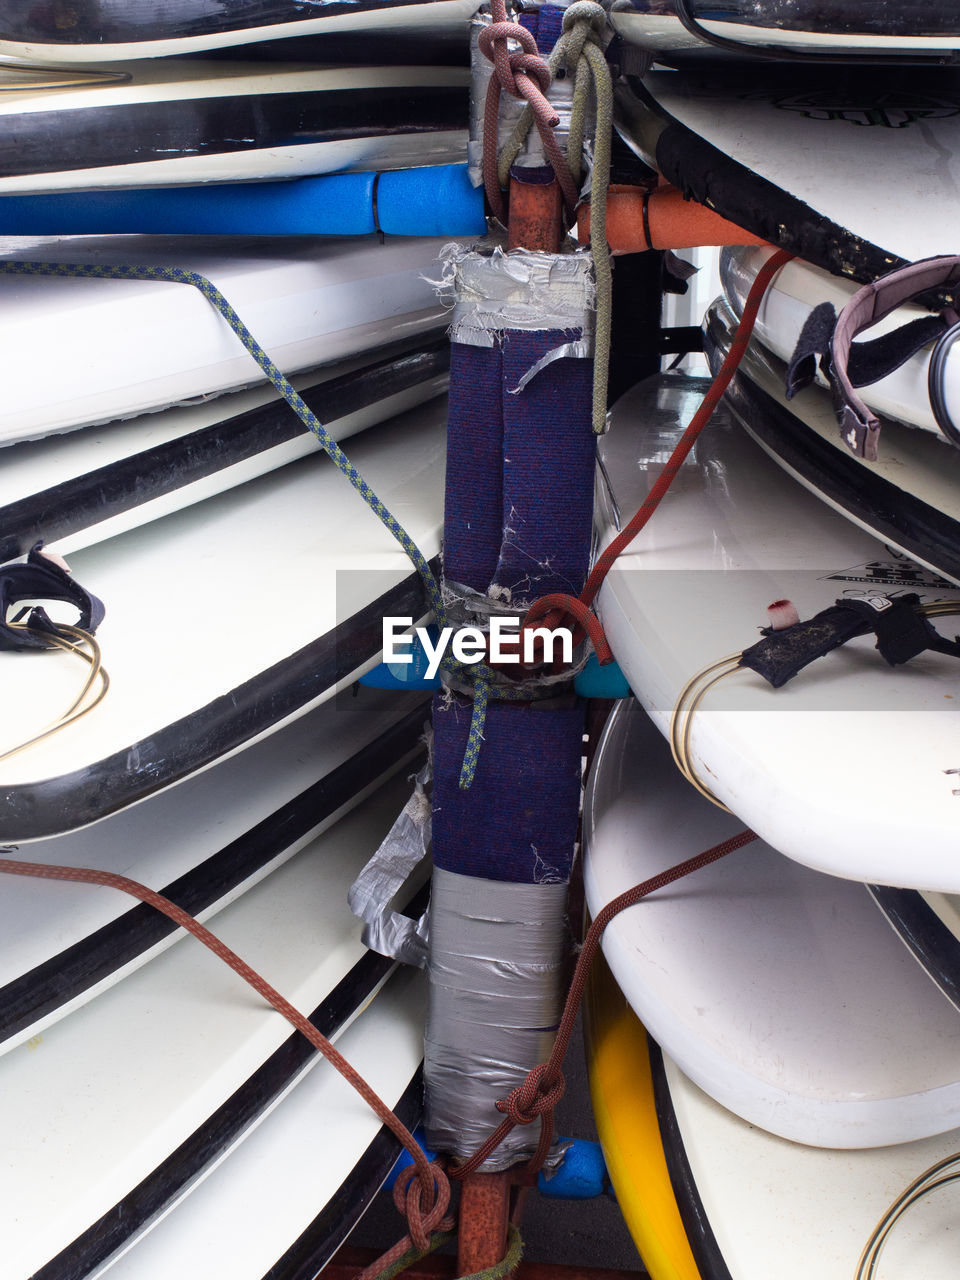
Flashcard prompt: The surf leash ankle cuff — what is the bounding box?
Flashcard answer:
[785,254,960,460]
[738,593,960,688]
[0,543,105,651]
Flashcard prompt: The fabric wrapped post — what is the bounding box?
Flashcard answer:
[432,697,585,884]
[441,245,596,606]
[424,240,595,1171]
[424,866,570,1167]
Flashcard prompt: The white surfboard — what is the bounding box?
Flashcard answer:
[657,1045,960,1280]
[610,2,960,62]
[597,372,960,892]
[0,400,445,841]
[615,69,960,283]
[104,967,426,1280]
[585,696,960,1149]
[721,246,960,439]
[0,234,454,442]
[703,299,960,588]
[0,0,476,62]
[0,335,449,563]
[0,61,468,194]
[586,965,960,1280]
[0,771,420,1280]
[0,687,428,1056]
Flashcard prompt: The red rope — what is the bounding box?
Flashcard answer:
[520,248,795,654]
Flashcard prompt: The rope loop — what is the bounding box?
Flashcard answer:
[477,21,553,105]
[521,592,612,665]
[480,0,576,221]
[392,1161,454,1254]
[562,1,607,35]
[496,1062,566,1127]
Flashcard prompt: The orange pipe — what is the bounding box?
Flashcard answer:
[508,174,564,253]
[577,184,770,254]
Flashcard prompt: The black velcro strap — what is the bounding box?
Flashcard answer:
[738,602,869,687]
[0,544,106,652]
[847,315,948,388]
[786,308,946,401]
[738,594,960,688]
[786,302,836,400]
[841,594,960,666]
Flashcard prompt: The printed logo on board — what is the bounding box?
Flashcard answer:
[764,91,960,129]
[819,557,956,591]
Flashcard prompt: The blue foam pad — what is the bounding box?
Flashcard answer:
[0,165,485,237]
[538,1138,610,1199]
[574,654,631,698]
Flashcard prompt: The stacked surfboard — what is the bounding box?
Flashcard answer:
[589,8,960,1277]
[0,1,482,1274]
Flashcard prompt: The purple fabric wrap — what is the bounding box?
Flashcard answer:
[431,695,586,884]
[442,340,504,591]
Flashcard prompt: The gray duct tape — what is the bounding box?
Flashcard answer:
[438,243,595,347]
[424,867,570,1170]
[347,731,433,969]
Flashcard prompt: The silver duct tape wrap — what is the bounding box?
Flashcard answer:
[437,242,595,348]
[424,867,570,1170]
[347,735,432,969]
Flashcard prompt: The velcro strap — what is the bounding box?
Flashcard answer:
[738,602,869,688]
[0,545,106,652]
[830,255,960,461]
[738,594,960,688]
[786,301,836,399]
[788,307,946,402]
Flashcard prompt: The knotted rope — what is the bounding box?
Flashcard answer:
[479,0,579,221]
[497,0,614,434]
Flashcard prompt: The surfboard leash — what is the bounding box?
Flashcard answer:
[0,544,109,762]
[671,595,960,810]
[855,1151,960,1280]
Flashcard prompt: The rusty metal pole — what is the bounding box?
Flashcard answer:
[506,170,564,254]
[456,1171,513,1274]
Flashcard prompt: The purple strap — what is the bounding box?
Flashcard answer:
[831,255,960,461]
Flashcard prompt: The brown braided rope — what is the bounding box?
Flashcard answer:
[0,855,453,1273]
[479,0,579,221]
[450,828,758,1179]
